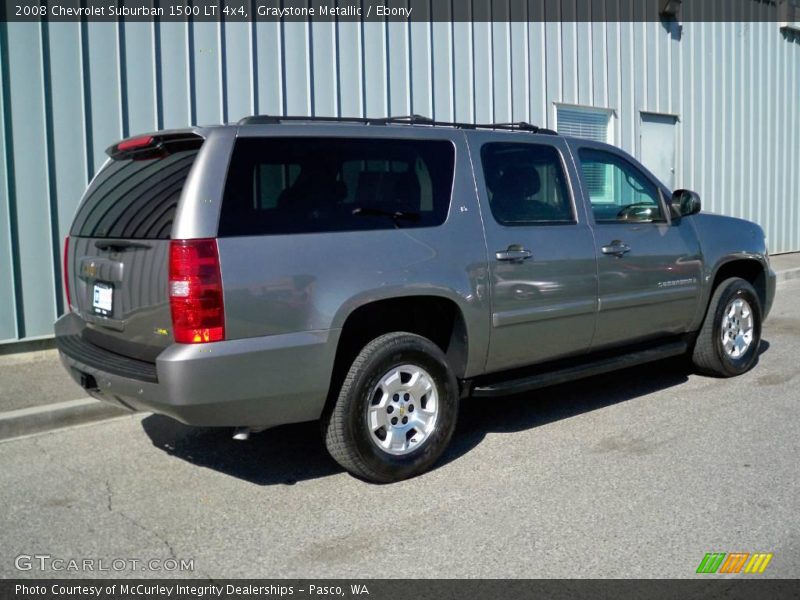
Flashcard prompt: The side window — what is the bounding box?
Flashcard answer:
[578,149,664,223]
[480,143,574,226]
[219,137,455,236]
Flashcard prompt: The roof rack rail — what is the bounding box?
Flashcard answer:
[237,114,558,135]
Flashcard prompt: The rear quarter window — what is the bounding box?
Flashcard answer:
[218,137,455,236]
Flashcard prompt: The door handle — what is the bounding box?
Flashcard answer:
[601,241,631,257]
[495,245,533,262]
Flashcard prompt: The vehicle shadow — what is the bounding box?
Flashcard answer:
[442,358,691,469]
[140,341,770,486]
[141,415,342,485]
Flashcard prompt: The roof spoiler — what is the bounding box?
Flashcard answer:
[106,132,205,160]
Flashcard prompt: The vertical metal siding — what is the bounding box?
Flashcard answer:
[0,17,798,343]
[3,22,58,339]
[0,23,19,341]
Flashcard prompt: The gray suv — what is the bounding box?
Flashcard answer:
[55,116,776,483]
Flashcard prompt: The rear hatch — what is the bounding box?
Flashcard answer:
[66,132,204,362]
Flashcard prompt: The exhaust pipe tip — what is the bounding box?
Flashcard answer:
[232,427,250,441]
[232,427,266,441]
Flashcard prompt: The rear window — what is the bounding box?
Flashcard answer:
[71,139,202,239]
[218,137,455,236]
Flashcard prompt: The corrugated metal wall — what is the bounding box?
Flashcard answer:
[1,17,799,343]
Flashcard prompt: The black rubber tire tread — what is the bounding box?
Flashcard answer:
[692,277,762,377]
[322,332,458,483]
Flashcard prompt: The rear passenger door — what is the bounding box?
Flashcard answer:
[468,133,598,373]
[570,141,703,349]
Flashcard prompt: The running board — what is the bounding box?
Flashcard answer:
[471,340,687,398]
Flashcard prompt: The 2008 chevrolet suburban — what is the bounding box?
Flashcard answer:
[55,115,776,482]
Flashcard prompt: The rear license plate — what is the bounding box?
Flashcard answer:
[92,282,113,315]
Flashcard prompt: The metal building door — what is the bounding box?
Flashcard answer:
[640,113,677,189]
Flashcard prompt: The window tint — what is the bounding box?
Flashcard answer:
[71,143,202,239]
[578,149,664,223]
[480,143,574,225]
[218,137,455,236]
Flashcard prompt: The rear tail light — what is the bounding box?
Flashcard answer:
[63,236,71,312]
[168,239,225,343]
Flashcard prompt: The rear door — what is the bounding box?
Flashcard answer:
[468,132,599,373]
[67,133,204,361]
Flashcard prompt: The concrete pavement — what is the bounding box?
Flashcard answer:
[0,349,85,412]
[769,251,800,282]
[0,350,129,441]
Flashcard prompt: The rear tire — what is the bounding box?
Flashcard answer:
[322,332,459,483]
[692,277,762,377]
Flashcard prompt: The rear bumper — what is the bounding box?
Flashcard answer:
[54,313,339,428]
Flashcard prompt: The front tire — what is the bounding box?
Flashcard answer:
[322,332,459,483]
[692,277,762,377]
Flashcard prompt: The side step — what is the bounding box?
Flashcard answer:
[471,340,688,398]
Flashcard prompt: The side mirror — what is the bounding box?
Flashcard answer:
[671,189,701,217]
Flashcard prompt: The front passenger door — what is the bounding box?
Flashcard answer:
[573,143,703,349]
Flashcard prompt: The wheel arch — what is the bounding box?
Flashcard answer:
[326,294,470,406]
[709,257,769,313]
[690,255,769,335]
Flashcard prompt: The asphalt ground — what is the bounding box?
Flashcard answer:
[0,279,798,579]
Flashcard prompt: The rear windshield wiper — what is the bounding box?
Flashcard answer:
[352,206,422,226]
